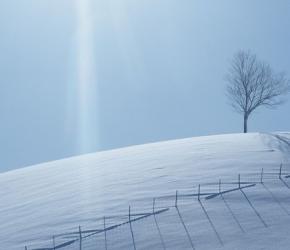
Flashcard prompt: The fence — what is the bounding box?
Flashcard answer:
[24,163,290,250]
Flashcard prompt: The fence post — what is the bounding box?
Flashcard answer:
[219,179,221,194]
[279,164,282,179]
[79,226,82,250]
[53,235,56,250]
[238,174,241,189]
[104,216,108,250]
[260,168,264,184]
[175,190,178,207]
[198,184,201,201]
[128,205,137,250]
[153,198,156,213]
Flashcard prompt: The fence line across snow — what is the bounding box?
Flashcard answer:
[24,163,290,250]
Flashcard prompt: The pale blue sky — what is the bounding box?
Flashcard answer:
[0,0,290,172]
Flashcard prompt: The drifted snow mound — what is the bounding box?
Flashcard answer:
[1,132,290,250]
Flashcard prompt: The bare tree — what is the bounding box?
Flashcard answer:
[226,50,290,133]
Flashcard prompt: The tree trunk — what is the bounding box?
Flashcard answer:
[243,114,248,133]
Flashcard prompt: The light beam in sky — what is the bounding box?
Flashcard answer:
[75,0,99,153]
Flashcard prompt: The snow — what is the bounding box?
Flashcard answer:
[1,132,290,249]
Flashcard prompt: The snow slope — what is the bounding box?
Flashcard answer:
[1,132,290,249]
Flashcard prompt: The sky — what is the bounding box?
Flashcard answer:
[0,0,290,172]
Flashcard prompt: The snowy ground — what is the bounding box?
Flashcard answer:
[1,132,290,249]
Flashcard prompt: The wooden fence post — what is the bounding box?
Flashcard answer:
[175,190,178,207]
[53,235,56,250]
[198,184,201,201]
[79,226,82,250]
[104,216,108,250]
[260,168,264,184]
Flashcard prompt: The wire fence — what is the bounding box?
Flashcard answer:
[24,163,290,250]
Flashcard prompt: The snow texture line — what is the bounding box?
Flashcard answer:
[175,207,196,250]
[272,134,290,147]
[220,193,245,233]
[129,206,137,250]
[261,183,290,216]
[280,178,290,189]
[198,200,224,246]
[129,221,137,250]
[239,189,268,228]
[153,199,167,250]
[153,213,166,250]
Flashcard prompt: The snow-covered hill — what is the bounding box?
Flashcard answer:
[1,132,290,249]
